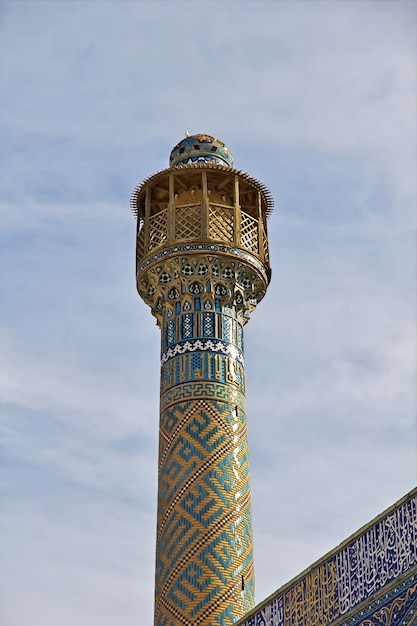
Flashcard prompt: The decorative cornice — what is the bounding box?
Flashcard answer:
[161,338,244,367]
[130,162,274,219]
[137,243,269,284]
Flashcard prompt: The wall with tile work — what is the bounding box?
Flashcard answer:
[238,489,417,626]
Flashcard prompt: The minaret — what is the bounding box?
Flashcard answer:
[131,134,273,625]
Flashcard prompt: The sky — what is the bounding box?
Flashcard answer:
[0,1,416,625]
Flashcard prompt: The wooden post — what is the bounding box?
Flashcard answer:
[201,170,208,239]
[234,175,241,246]
[167,173,175,242]
[257,190,263,260]
[144,185,151,252]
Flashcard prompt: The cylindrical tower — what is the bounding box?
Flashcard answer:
[131,134,273,625]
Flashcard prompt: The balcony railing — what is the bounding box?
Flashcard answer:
[137,200,269,265]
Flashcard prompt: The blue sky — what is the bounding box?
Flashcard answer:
[1,1,416,625]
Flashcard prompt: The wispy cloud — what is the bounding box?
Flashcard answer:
[1,1,415,624]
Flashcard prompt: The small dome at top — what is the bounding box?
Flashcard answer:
[169,133,233,168]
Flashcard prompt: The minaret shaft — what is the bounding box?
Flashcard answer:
[155,258,253,623]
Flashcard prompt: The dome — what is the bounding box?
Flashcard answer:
[169,133,233,168]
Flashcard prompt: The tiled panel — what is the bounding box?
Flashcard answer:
[238,492,417,626]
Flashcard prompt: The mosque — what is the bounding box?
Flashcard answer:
[130,134,417,626]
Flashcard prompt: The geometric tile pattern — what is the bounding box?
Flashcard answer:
[161,338,244,368]
[139,243,268,624]
[143,246,264,624]
[155,396,254,625]
[137,244,269,287]
[160,352,245,396]
[137,252,268,332]
[169,134,234,168]
[160,382,246,413]
[238,490,417,626]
